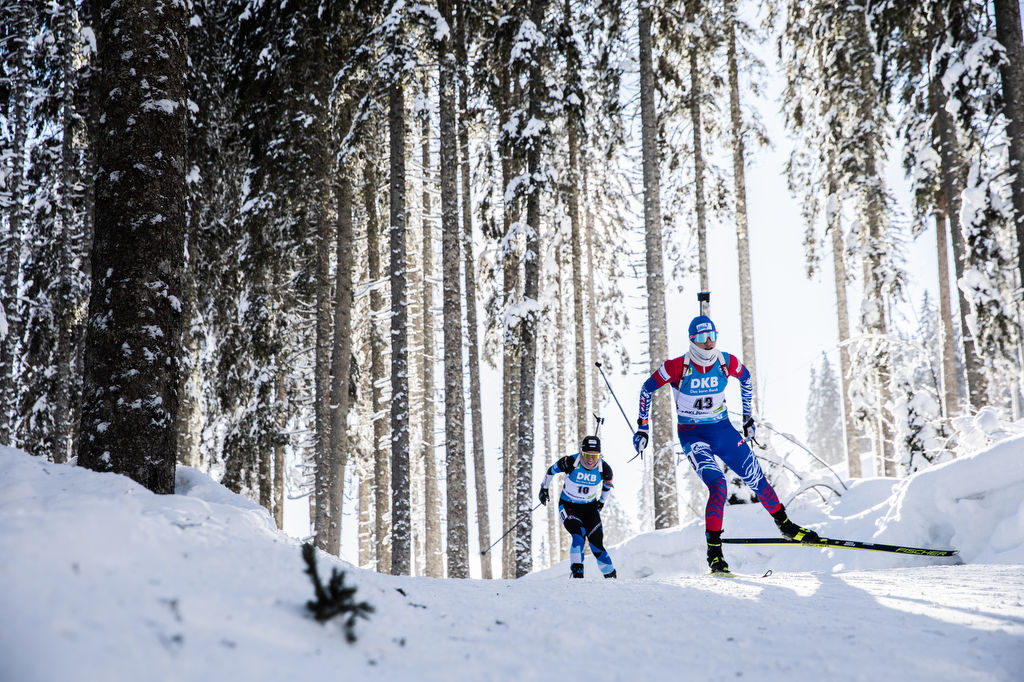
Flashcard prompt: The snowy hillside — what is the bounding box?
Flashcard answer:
[2,429,1024,682]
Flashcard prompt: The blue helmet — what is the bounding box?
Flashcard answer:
[688,315,716,339]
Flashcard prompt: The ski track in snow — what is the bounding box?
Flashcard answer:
[351,566,1024,682]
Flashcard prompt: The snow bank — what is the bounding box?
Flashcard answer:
[0,448,353,681]
[1,424,1022,682]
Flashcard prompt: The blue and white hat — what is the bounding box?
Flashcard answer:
[688,315,716,339]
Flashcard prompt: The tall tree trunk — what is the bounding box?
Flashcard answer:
[564,0,587,444]
[502,344,518,578]
[176,232,200,468]
[457,0,492,578]
[78,0,186,494]
[852,10,894,476]
[438,0,470,577]
[930,69,987,410]
[933,190,961,422]
[583,168,600,420]
[689,45,710,297]
[259,421,272,514]
[639,0,678,529]
[542,368,559,565]
[358,449,375,568]
[55,2,83,463]
[327,161,356,554]
[514,0,545,578]
[555,261,570,560]
[993,0,1024,293]
[313,161,334,552]
[408,119,423,576]
[419,98,444,578]
[828,174,861,477]
[569,108,588,445]
[726,0,757,398]
[0,1,31,447]
[274,367,286,529]
[365,156,391,574]
[502,341,518,578]
[389,82,412,576]
[500,73,521,579]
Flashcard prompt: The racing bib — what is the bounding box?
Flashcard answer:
[561,465,602,503]
[673,362,729,423]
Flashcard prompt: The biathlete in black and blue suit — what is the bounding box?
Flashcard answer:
[538,435,617,579]
[632,314,819,574]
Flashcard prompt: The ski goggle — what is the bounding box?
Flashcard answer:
[581,452,601,467]
[690,330,717,343]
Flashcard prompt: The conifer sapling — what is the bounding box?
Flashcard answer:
[302,543,374,642]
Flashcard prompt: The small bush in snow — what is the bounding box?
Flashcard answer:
[301,543,374,642]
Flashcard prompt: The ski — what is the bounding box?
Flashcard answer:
[720,536,959,557]
[709,568,773,579]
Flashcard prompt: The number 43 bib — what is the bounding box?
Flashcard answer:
[673,359,729,424]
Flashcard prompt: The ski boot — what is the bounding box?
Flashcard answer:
[603,570,617,579]
[570,563,585,579]
[771,506,820,543]
[706,530,730,573]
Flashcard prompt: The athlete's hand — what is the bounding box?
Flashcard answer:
[632,430,649,453]
[742,414,756,441]
[538,487,549,506]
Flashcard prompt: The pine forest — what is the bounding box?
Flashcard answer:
[1,0,1022,579]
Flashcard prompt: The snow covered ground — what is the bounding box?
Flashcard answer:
[3,424,1024,681]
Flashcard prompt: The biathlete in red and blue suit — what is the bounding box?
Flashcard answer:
[631,314,819,573]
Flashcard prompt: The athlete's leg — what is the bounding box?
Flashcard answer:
[680,427,731,571]
[582,508,616,576]
[708,422,819,542]
[680,428,728,532]
[559,502,588,576]
[708,420,782,514]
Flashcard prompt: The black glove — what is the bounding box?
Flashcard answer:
[595,500,605,512]
[538,487,549,506]
[742,414,756,441]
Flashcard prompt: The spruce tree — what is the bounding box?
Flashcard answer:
[992,0,1024,291]
[806,354,843,466]
[78,0,187,494]
[456,0,493,579]
[438,0,470,578]
[638,0,679,530]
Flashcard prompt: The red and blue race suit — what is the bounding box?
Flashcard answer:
[637,352,782,531]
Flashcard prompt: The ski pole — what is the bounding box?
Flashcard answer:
[481,502,543,556]
[595,361,633,434]
[595,362,644,462]
[730,410,848,491]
